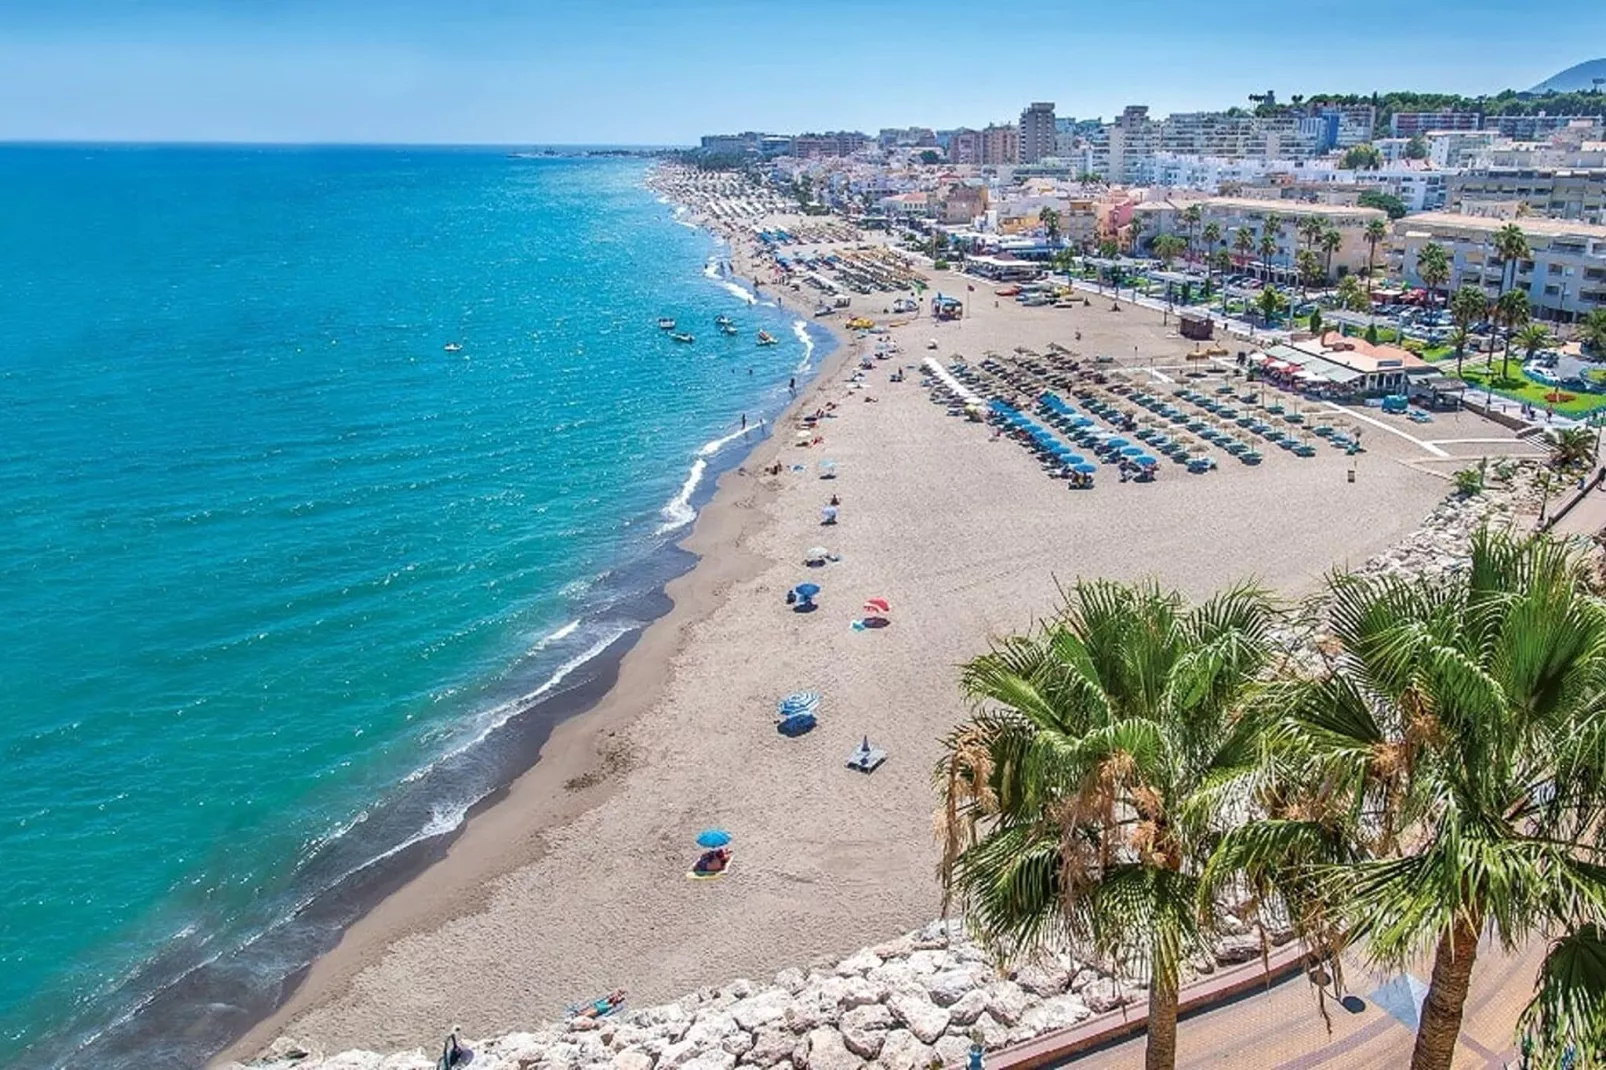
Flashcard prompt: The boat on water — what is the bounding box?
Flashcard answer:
[757,331,778,346]
[443,342,463,352]
[720,323,739,335]
[714,314,734,328]
[670,332,695,344]
[657,317,676,330]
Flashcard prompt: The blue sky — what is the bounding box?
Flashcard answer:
[2,0,1603,144]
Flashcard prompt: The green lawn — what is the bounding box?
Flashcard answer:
[1420,344,1454,362]
[1457,362,1606,416]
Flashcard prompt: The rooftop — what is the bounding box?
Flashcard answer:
[1400,211,1606,240]
[1197,197,1389,221]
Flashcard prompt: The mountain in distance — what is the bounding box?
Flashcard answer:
[1528,59,1606,94]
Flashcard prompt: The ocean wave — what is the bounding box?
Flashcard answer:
[655,422,762,535]
[792,320,816,372]
[533,619,581,651]
[717,279,758,305]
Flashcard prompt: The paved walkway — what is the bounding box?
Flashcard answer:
[1064,940,1542,1069]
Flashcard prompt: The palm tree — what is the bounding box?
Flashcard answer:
[1213,250,1234,316]
[1201,221,1223,296]
[1152,233,1187,271]
[1492,222,1531,298]
[1258,234,1278,284]
[1516,321,1553,365]
[1298,216,1327,253]
[1447,325,1471,377]
[1581,308,1606,356]
[1214,531,1606,1070]
[1233,226,1255,274]
[1127,216,1147,255]
[1262,213,1284,279]
[1181,204,1203,265]
[1319,227,1343,280]
[1296,250,1324,307]
[936,580,1279,1070]
[1547,425,1596,471]
[1039,206,1061,244]
[1416,242,1450,312]
[1495,288,1530,379]
[1364,218,1389,297]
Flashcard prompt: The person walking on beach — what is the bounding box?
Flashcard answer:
[789,377,795,393]
[740,413,747,430]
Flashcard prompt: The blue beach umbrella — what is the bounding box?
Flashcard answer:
[697,829,732,848]
[1136,455,1159,467]
[793,583,821,601]
[1121,445,1145,457]
[1073,462,1098,474]
[778,691,821,716]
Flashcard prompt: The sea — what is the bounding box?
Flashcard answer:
[0,145,829,1068]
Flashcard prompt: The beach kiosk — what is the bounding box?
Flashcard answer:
[1179,311,1213,341]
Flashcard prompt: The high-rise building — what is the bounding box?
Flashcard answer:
[948,128,982,165]
[1019,102,1057,164]
[1391,111,1481,137]
[980,123,1021,166]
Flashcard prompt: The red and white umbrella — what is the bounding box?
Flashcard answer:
[862,597,891,616]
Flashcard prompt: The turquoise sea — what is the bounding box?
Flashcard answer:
[0,146,825,1068]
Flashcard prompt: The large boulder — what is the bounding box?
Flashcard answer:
[733,990,793,1032]
[886,991,950,1045]
[801,1028,865,1070]
[967,1012,1011,1050]
[1017,995,1090,1035]
[681,1054,739,1070]
[684,1014,740,1051]
[837,977,885,1011]
[981,981,1031,1027]
[774,969,809,995]
[865,961,919,992]
[931,1036,972,1068]
[945,990,988,1028]
[1081,978,1130,1014]
[1214,934,1263,965]
[870,935,915,960]
[838,1005,893,1059]
[923,969,981,1007]
[742,1029,796,1068]
[322,1053,387,1070]
[723,1032,757,1059]
[871,1029,932,1070]
[1010,963,1069,998]
[904,950,951,976]
[835,950,885,977]
[613,1053,656,1070]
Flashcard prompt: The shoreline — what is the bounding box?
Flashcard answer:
[218,165,1528,1064]
[216,183,859,1064]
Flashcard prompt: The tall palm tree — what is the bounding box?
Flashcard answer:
[1416,242,1451,312]
[1152,233,1186,272]
[1258,233,1278,284]
[1298,216,1326,253]
[1233,226,1255,272]
[1214,531,1606,1070]
[1262,213,1284,279]
[1201,221,1223,296]
[1447,325,1471,377]
[1181,203,1203,265]
[936,580,1279,1070]
[1364,218,1389,297]
[1213,250,1234,316]
[1319,227,1343,281]
[1495,288,1531,379]
[1492,221,1531,299]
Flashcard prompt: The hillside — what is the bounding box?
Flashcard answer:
[1529,59,1606,94]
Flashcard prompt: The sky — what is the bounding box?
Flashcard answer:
[2,0,1604,145]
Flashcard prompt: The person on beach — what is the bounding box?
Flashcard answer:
[695,847,731,874]
[789,377,795,392]
[741,413,747,430]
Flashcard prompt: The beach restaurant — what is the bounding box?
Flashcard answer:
[961,254,1044,282]
[1252,333,1426,399]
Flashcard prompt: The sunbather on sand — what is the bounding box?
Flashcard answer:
[694,847,731,874]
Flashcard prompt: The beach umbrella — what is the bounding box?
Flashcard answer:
[1072,462,1098,475]
[1136,454,1159,467]
[778,691,821,716]
[696,829,732,849]
[804,546,829,564]
[821,505,838,523]
[1121,445,1145,457]
[818,460,837,477]
[792,582,821,601]
[862,597,891,615]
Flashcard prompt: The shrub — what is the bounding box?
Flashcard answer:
[1452,460,1487,497]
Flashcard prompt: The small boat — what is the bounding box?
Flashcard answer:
[714,314,734,328]
[657,317,676,330]
[757,331,778,346]
[670,332,695,344]
[443,342,463,353]
[720,323,739,335]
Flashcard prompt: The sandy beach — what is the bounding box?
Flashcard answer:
[222,173,1538,1062]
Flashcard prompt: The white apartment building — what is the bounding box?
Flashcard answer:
[1394,213,1606,322]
